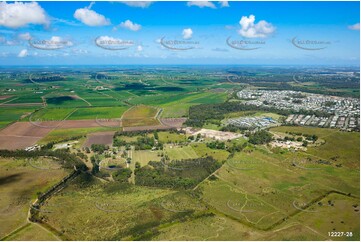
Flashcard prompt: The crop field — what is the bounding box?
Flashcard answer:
[38,127,120,145]
[121,105,160,127]
[83,131,115,148]
[0,157,67,239]
[0,107,37,128]
[29,108,76,121]
[67,106,128,120]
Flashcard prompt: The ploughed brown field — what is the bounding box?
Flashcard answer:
[160,118,187,128]
[0,120,120,150]
[0,95,13,100]
[83,131,115,148]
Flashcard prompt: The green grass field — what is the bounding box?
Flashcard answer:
[29,108,76,121]
[164,144,199,160]
[0,107,37,128]
[68,106,128,120]
[157,131,187,143]
[132,150,162,166]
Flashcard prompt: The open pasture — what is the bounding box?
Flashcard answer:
[196,136,359,236]
[157,131,187,143]
[270,126,360,169]
[38,178,187,240]
[0,157,67,239]
[132,150,162,167]
[164,144,199,160]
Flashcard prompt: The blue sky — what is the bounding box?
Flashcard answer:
[0,1,359,65]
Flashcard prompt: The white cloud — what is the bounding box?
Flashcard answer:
[119,20,141,31]
[74,3,110,26]
[348,23,360,30]
[182,28,193,39]
[18,49,28,58]
[0,2,49,28]
[219,1,229,8]
[238,15,275,38]
[18,32,31,40]
[120,1,153,8]
[187,1,216,9]
[137,45,143,51]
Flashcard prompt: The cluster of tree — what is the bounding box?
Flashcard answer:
[113,138,127,147]
[76,152,88,161]
[188,133,202,141]
[227,141,248,154]
[284,132,318,142]
[304,134,318,142]
[0,149,87,171]
[134,136,160,150]
[207,141,226,150]
[113,135,163,150]
[90,155,100,174]
[135,157,221,189]
[247,130,273,145]
[221,124,252,132]
[112,168,132,183]
[24,75,65,83]
[281,136,304,142]
[114,128,178,138]
[91,144,109,154]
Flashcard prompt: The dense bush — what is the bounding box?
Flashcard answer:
[248,130,273,145]
[135,157,221,189]
[113,168,132,183]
